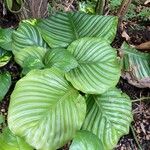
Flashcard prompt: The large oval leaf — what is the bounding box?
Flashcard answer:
[44,48,78,72]
[37,12,118,48]
[12,22,46,54]
[8,68,86,150]
[70,130,104,150]
[0,28,13,51]
[82,88,132,150]
[65,38,121,94]
[0,72,11,101]
[0,128,33,150]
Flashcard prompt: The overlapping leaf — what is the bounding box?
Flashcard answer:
[37,12,118,48]
[82,88,132,150]
[65,38,121,94]
[44,48,78,72]
[12,22,46,54]
[8,68,86,150]
[14,46,47,74]
[70,131,104,150]
[0,128,33,150]
[0,72,11,101]
[0,28,13,51]
[121,42,150,88]
[0,48,11,67]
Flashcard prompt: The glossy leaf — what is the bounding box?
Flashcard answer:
[44,48,78,72]
[12,22,46,54]
[0,48,11,67]
[14,46,47,74]
[82,88,132,150]
[0,28,13,51]
[37,12,118,48]
[70,130,104,150]
[0,72,11,101]
[121,42,150,88]
[65,38,121,94]
[0,128,33,150]
[8,68,86,150]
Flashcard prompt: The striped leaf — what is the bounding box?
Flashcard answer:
[14,46,47,74]
[37,12,118,48]
[8,68,86,150]
[121,42,150,88]
[65,38,121,94]
[0,128,33,150]
[0,28,13,51]
[82,88,132,150]
[0,48,11,67]
[70,131,104,150]
[12,22,46,54]
[0,72,11,101]
[44,48,78,72]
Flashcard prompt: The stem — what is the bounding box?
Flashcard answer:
[95,0,105,15]
[130,125,143,150]
[132,97,150,102]
[117,0,132,18]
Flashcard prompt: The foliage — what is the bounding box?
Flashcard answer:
[4,0,24,13]
[109,0,122,11]
[109,0,150,21]
[78,1,96,14]
[121,42,150,88]
[0,28,13,67]
[70,130,104,150]
[0,48,11,67]
[137,8,150,21]
[0,72,11,102]
[0,28,13,51]
[0,127,33,150]
[0,12,132,150]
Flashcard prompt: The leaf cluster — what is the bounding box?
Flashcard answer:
[0,12,133,150]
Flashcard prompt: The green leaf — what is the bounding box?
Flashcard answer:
[0,48,11,67]
[0,115,4,124]
[44,48,78,72]
[0,28,13,51]
[8,68,86,150]
[70,130,104,150]
[37,12,118,48]
[12,22,47,54]
[65,37,121,94]
[121,42,150,88]
[0,72,11,101]
[82,88,132,150]
[0,127,33,150]
[14,46,47,74]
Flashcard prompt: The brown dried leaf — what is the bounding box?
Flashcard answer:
[144,0,150,5]
[135,41,150,51]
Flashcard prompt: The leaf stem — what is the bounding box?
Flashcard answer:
[132,97,150,102]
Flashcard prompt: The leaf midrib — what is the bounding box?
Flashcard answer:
[67,13,79,40]
[33,87,75,127]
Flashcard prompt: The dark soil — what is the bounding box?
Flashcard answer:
[0,2,150,150]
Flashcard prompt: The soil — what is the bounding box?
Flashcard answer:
[0,1,150,150]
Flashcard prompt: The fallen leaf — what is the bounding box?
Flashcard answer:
[121,42,150,88]
[135,41,150,51]
[144,0,150,5]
